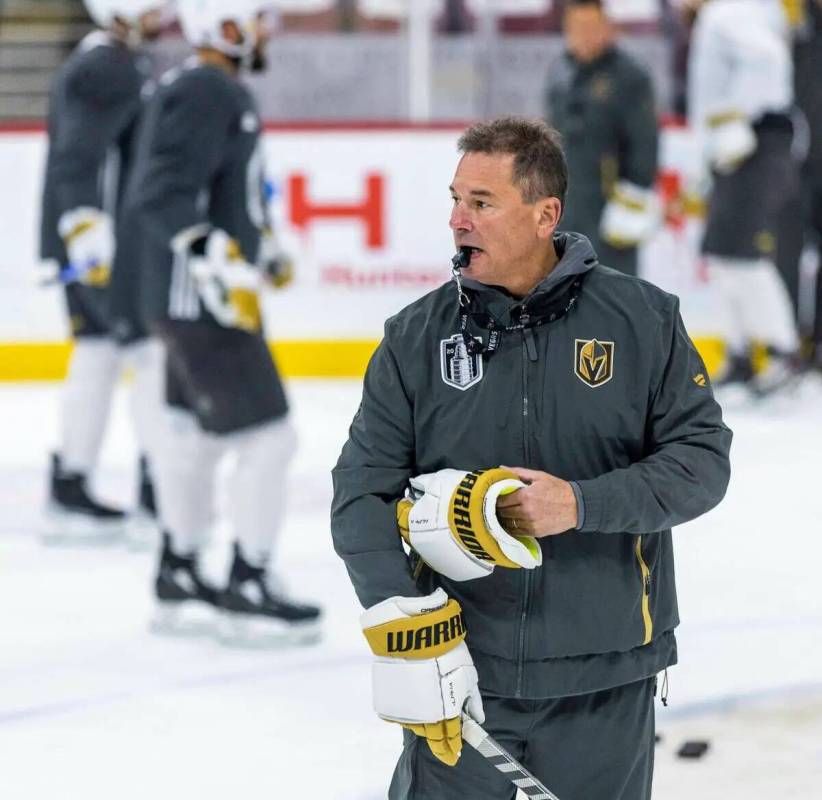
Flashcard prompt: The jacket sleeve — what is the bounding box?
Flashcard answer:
[616,65,658,189]
[331,326,420,609]
[575,297,732,534]
[135,76,233,247]
[50,51,141,216]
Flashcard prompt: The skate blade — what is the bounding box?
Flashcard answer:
[41,506,126,547]
[123,510,159,552]
[216,612,323,649]
[150,600,217,637]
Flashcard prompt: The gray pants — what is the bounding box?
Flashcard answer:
[389,677,656,800]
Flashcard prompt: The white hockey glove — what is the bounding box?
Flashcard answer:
[258,227,294,289]
[706,114,756,174]
[58,207,115,287]
[600,180,660,249]
[361,588,484,766]
[173,226,263,333]
[396,468,542,582]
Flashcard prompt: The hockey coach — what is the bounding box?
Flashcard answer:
[331,116,732,799]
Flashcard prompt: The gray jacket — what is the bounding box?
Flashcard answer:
[545,47,658,258]
[331,233,732,699]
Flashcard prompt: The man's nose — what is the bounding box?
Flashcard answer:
[449,204,473,231]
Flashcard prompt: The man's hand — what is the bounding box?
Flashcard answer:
[58,207,115,287]
[397,468,542,581]
[496,467,578,537]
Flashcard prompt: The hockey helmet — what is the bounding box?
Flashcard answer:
[177,0,272,58]
[83,0,167,27]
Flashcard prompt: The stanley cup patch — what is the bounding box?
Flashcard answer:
[441,334,483,391]
[574,338,615,388]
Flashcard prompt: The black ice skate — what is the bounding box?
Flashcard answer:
[751,350,806,398]
[218,542,322,647]
[125,454,159,551]
[43,453,126,545]
[151,532,220,635]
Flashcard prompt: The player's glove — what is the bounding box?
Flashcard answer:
[396,468,542,582]
[361,588,483,766]
[599,180,660,249]
[706,113,756,174]
[258,227,294,289]
[173,226,263,333]
[57,207,115,287]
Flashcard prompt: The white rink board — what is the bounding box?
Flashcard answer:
[0,125,722,343]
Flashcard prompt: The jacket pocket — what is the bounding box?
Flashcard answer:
[635,535,653,645]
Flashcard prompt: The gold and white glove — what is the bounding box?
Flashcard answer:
[396,468,542,581]
[600,180,660,249]
[706,113,756,174]
[361,588,483,766]
[173,226,263,333]
[258,227,294,289]
[58,207,115,287]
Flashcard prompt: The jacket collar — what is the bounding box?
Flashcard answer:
[457,232,598,322]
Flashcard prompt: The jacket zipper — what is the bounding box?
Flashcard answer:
[515,316,534,697]
[635,535,653,645]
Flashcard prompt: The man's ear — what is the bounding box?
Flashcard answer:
[536,197,562,239]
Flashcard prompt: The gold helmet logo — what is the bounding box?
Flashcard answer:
[575,338,615,388]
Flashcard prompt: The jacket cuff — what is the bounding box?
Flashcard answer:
[568,481,586,530]
[573,478,606,532]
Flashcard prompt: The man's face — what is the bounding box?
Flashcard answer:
[138,9,164,41]
[449,152,555,288]
[563,5,612,63]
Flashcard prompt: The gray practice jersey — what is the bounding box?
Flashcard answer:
[40,31,147,265]
[545,46,657,261]
[129,61,270,326]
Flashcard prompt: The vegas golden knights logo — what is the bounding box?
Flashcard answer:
[441,334,483,391]
[574,338,614,388]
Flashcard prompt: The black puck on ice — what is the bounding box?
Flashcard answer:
[676,740,710,759]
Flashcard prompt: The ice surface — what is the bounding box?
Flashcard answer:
[1,378,821,799]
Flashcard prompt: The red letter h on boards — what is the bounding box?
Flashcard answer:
[288,173,385,249]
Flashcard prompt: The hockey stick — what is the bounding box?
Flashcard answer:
[462,713,561,800]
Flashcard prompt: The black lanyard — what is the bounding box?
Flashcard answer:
[458,277,584,358]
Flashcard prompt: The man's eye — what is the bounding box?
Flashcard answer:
[475,200,488,209]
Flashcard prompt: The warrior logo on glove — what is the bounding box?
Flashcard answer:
[365,598,466,658]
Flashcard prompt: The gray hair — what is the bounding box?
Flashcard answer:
[457,117,568,206]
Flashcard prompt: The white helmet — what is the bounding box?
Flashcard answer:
[83,0,166,27]
[177,0,270,58]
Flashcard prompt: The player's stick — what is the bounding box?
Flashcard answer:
[462,713,561,800]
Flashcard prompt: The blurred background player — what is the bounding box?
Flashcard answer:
[130,0,321,644]
[545,0,660,277]
[687,0,804,393]
[775,0,822,372]
[38,0,168,544]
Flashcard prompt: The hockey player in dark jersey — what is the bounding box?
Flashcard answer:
[688,0,803,394]
[545,0,660,277]
[129,0,321,644]
[39,0,168,545]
